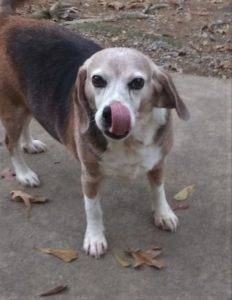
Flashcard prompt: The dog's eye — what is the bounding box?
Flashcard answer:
[92,75,107,88]
[128,77,145,90]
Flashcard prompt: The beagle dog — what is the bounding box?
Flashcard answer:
[0,1,189,258]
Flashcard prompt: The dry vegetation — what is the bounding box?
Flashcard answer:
[16,0,232,78]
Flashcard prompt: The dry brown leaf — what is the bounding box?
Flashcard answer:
[11,190,32,213]
[174,185,195,201]
[39,285,68,297]
[107,1,125,10]
[10,190,49,215]
[114,253,131,267]
[129,247,165,269]
[38,248,78,262]
[31,196,49,204]
[202,40,209,46]
[1,168,16,181]
[215,44,227,52]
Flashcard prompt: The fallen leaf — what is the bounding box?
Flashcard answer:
[174,185,195,201]
[38,248,78,262]
[128,247,165,269]
[107,1,125,10]
[202,40,209,46]
[202,24,215,34]
[49,1,80,20]
[31,196,49,204]
[11,190,32,213]
[111,36,119,42]
[114,252,131,267]
[1,168,16,181]
[216,28,227,34]
[39,285,68,297]
[172,203,190,211]
[168,63,183,73]
[10,191,49,215]
[215,44,227,52]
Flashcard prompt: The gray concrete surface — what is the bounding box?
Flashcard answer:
[0,74,231,300]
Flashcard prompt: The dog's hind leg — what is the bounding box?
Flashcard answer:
[1,107,40,187]
[20,116,47,154]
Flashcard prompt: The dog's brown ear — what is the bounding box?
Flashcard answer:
[74,67,90,133]
[153,67,190,121]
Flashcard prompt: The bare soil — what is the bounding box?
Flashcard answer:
[17,0,231,78]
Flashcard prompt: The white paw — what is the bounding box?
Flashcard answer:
[154,207,179,232]
[16,169,40,187]
[22,140,47,154]
[83,229,108,258]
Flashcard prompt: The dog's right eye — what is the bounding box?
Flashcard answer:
[92,75,107,88]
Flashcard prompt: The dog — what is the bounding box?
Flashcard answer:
[0,0,189,258]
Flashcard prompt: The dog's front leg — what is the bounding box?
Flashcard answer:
[147,162,179,232]
[81,171,107,258]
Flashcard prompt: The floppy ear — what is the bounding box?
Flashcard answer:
[153,67,190,121]
[74,67,91,133]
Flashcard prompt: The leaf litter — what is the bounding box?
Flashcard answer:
[174,185,195,201]
[116,246,165,270]
[114,251,131,267]
[11,190,49,216]
[39,284,68,297]
[37,248,78,262]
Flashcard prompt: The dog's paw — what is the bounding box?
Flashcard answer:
[16,169,40,187]
[153,207,179,232]
[22,140,47,154]
[83,230,108,259]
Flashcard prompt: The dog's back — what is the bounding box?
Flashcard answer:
[4,17,101,141]
[0,1,101,143]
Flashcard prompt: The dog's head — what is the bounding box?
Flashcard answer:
[75,48,189,140]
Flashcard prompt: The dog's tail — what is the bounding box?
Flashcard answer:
[0,0,27,16]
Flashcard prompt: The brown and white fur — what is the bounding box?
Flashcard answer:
[0,1,189,258]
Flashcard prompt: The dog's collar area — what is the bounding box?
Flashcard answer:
[104,130,129,140]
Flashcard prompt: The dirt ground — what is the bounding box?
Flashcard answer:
[17,0,231,78]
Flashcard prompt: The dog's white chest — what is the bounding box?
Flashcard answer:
[100,142,161,178]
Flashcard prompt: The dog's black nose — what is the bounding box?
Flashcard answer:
[102,105,112,129]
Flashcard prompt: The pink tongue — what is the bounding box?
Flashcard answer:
[109,102,131,135]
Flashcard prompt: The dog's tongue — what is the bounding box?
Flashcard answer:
[109,102,131,136]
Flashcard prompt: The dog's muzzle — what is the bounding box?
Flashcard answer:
[102,101,131,140]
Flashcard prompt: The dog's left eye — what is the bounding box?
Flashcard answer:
[128,77,145,90]
[92,75,107,88]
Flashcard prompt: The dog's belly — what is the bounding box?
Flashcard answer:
[100,143,162,179]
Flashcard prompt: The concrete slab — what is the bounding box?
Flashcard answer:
[0,74,231,300]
